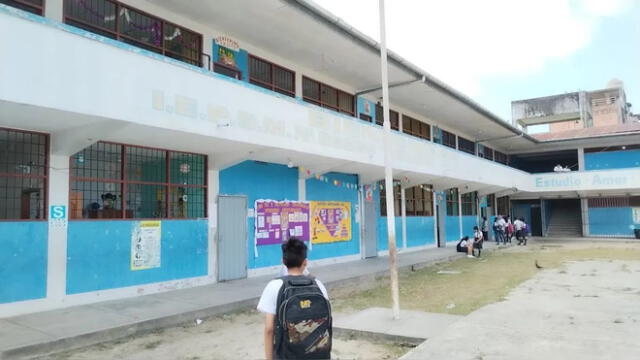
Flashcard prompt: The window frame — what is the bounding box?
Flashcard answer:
[0,127,49,221]
[446,188,459,216]
[375,104,400,130]
[404,185,433,216]
[461,192,477,216]
[494,151,509,165]
[248,54,295,97]
[380,182,402,217]
[441,130,457,149]
[479,145,494,161]
[457,136,476,155]
[1,0,45,15]
[402,115,431,141]
[69,141,207,220]
[63,0,203,67]
[302,76,355,116]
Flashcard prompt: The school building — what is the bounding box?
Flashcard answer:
[1,0,639,317]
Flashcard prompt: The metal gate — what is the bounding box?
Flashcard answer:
[363,198,378,258]
[217,195,248,281]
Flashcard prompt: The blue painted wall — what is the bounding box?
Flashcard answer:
[220,161,361,269]
[306,173,360,260]
[445,216,461,242]
[67,219,207,294]
[585,149,640,170]
[220,161,298,269]
[588,207,638,237]
[462,216,479,237]
[0,222,48,303]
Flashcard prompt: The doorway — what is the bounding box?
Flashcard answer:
[217,195,248,281]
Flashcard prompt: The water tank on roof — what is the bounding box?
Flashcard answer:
[607,78,623,89]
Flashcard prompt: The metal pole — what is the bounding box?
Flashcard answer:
[379,0,400,320]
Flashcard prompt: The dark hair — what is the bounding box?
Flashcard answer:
[282,237,307,268]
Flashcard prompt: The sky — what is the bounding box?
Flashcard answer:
[314,0,640,124]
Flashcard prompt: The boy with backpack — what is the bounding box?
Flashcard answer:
[257,238,332,360]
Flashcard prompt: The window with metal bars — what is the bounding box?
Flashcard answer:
[457,136,475,155]
[69,142,206,220]
[496,196,510,216]
[0,0,44,14]
[442,130,457,149]
[405,185,433,216]
[375,104,399,130]
[588,197,640,208]
[446,188,459,216]
[479,145,494,160]
[302,77,355,116]
[249,55,295,97]
[402,115,430,140]
[63,0,203,66]
[0,128,48,220]
[494,151,509,165]
[379,182,402,217]
[461,192,477,215]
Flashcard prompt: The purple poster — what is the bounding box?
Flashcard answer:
[255,200,310,246]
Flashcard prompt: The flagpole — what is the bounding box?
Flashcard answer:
[379,0,400,320]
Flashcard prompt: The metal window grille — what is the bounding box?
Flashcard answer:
[302,76,355,116]
[70,142,206,220]
[402,115,430,140]
[249,55,295,97]
[587,197,639,208]
[379,182,401,217]
[0,128,48,220]
[375,105,399,130]
[404,185,433,216]
[461,192,477,215]
[63,0,203,66]
[458,136,476,155]
[0,0,44,15]
[494,151,509,165]
[442,130,457,149]
[446,188,459,216]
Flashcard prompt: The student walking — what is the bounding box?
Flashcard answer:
[514,217,524,245]
[257,238,332,359]
[494,216,506,245]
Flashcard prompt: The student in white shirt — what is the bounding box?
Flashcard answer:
[257,238,329,360]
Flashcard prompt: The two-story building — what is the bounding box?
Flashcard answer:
[1,0,639,317]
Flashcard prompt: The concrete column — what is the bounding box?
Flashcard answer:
[207,158,219,280]
[400,187,407,249]
[581,198,589,237]
[577,148,585,171]
[540,198,547,237]
[457,188,463,238]
[295,73,304,99]
[44,0,63,22]
[46,152,69,302]
[432,190,438,246]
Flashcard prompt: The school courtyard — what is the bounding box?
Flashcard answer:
[1,239,637,359]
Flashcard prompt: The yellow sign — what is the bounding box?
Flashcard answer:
[310,201,351,244]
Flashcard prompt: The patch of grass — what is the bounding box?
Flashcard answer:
[331,244,640,315]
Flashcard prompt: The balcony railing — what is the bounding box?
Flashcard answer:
[63,0,204,67]
[0,0,44,15]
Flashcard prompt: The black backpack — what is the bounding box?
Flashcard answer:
[274,275,332,359]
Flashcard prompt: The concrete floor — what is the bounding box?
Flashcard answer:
[0,245,475,359]
[402,259,640,360]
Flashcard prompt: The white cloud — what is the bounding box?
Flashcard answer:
[314,0,631,97]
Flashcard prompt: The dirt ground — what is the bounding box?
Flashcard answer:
[50,241,640,360]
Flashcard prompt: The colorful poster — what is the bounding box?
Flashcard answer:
[131,221,162,271]
[255,200,310,245]
[311,201,351,244]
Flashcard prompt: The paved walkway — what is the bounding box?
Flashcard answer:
[0,245,485,359]
[401,259,640,360]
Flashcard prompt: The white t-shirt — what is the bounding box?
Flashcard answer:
[514,219,524,231]
[257,278,329,315]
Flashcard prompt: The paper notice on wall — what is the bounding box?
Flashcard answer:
[633,207,640,224]
[131,221,162,271]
